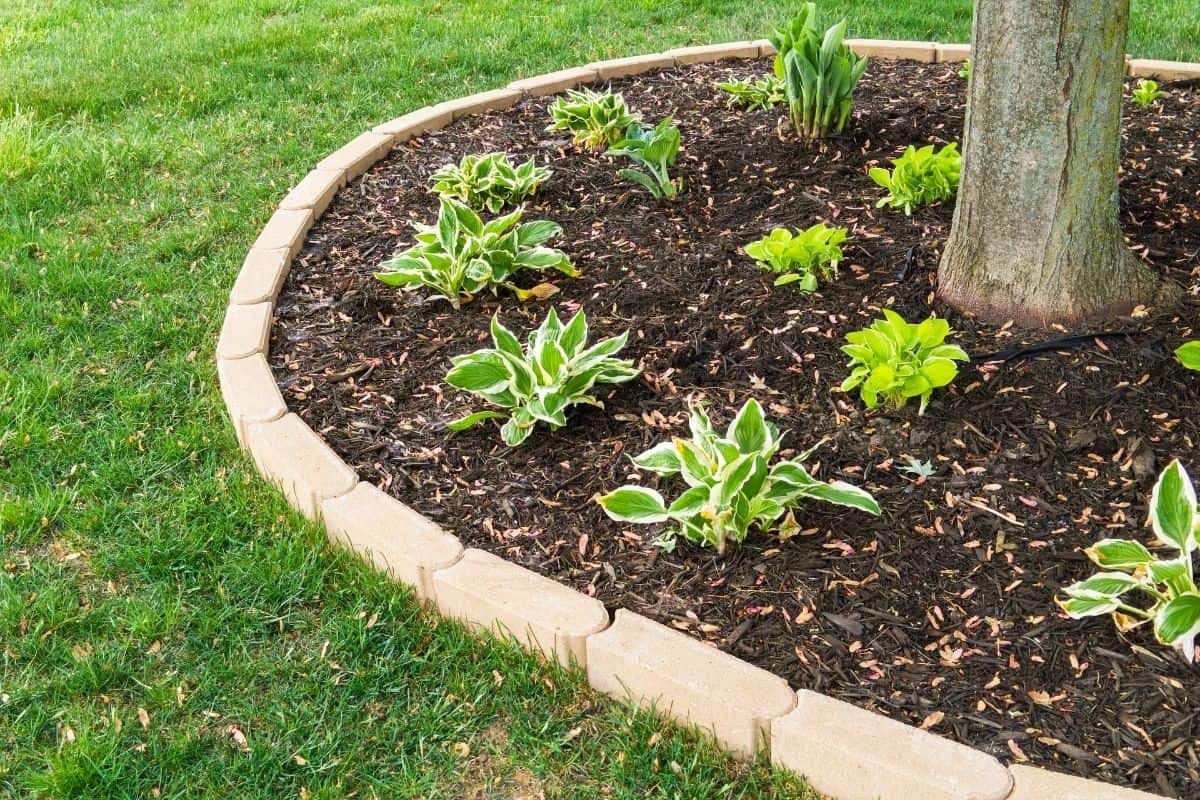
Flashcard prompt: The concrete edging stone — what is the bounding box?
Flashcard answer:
[219,40,1188,800]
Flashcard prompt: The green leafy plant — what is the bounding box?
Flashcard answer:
[1059,460,1200,663]
[445,309,640,446]
[715,74,787,110]
[429,152,551,214]
[1176,341,1200,371]
[869,142,961,215]
[546,88,641,150]
[957,60,971,80]
[606,117,682,199]
[597,399,880,553]
[375,197,576,309]
[1131,78,1167,108]
[840,310,969,414]
[744,223,847,291]
[768,2,869,139]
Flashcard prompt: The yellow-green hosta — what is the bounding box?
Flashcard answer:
[715,74,786,111]
[869,142,961,215]
[597,399,879,553]
[744,223,847,291]
[445,310,640,446]
[1059,459,1200,663]
[840,310,968,414]
[374,197,576,309]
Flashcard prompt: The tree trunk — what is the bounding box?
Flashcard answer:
[938,0,1163,327]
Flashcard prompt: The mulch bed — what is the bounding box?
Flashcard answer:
[269,57,1200,795]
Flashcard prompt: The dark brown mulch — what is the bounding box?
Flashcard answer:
[269,57,1200,796]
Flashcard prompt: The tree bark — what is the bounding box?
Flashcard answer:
[938,0,1164,327]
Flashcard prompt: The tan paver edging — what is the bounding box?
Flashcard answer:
[218,40,1190,800]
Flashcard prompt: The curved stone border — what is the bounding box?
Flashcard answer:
[217,40,1193,800]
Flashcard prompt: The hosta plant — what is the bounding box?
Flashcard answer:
[429,152,551,214]
[745,223,847,291]
[375,197,576,309]
[716,74,786,110]
[840,310,968,414]
[957,60,971,80]
[768,3,869,139]
[1131,78,1167,108]
[607,117,683,199]
[1176,341,1200,371]
[546,88,641,150]
[1059,460,1200,663]
[869,142,961,215]
[597,399,880,553]
[445,309,640,446]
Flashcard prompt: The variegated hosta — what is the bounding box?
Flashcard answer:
[429,152,551,214]
[445,309,640,446]
[545,88,641,150]
[374,197,576,309]
[1059,459,1200,662]
[597,399,880,553]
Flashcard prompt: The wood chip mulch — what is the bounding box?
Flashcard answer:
[270,58,1200,796]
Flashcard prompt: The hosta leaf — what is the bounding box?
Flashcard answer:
[1154,593,1200,661]
[1085,538,1154,571]
[1175,341,1200,371]
[919,357,958,387]
[558,311,588,357]
[803,480,881,515]
[1063,572,1141,598]
[490,315,523,358]
[1147,557,1195,595]
[445,354,510,394]
[598,486,669,523]
[667,485,709,519]
[1150,459,1197,553]
[1059,592,1122,619]
[727,397,768,453]
[675,438,714,487]
[447,410,506,431]
[500,416,534,447]
[632,441,682,475]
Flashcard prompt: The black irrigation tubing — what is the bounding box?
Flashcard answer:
[893,243,1148,364]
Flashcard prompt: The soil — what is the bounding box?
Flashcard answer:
[269,57,1200,796]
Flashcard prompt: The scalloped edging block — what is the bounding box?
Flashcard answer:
[315,131,393,181]
[1007,765,1168,799]
[229,248,290,306]
[935,43,971,62]
[772,690,1012,800]
[244,413,357,520]
[322,482,463,602]
[251,207,313,255]
[666,41,762,65]
[434,88,523,121]
[845,38,937,62]
[1129,58,1200,80]
[280,168,346,216]
[586,609,795,758]
[217,353,287,447]
[432,548,608,667]
[508,66,600,97]
[374,105,456,138]
[217,301,273,360]
[589,54,676,80]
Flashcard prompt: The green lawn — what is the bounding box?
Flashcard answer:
[1,1,1197,797]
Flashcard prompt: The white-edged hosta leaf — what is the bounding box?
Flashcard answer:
[1154,593,1200,662]
[803,480,881,515]
[445,355,510,394]
[1085,539,1154,571]
[1063,572,1141,598]
[667,485,709,519]
[727,397,768,453]
[1059,592,1122,619]
[597,486,669,523]
[1150,459,1197,553]
[1148,557,1196,595]
[631,441,682,475]
[447,410,506,431]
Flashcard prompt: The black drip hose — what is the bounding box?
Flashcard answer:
[969,330,1143,364]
